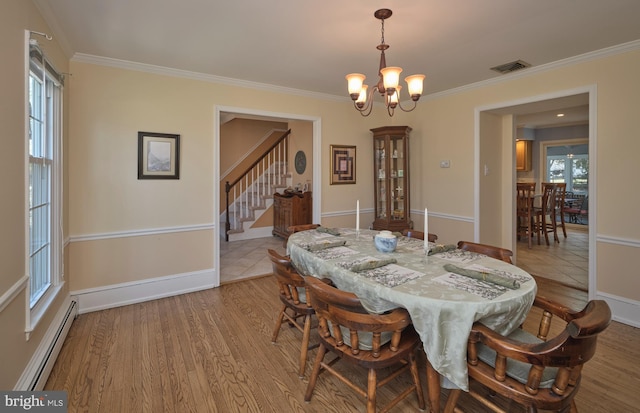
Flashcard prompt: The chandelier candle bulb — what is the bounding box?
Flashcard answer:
[387,86,401,108]
[424,208,429,252]
[380,66,402,92]
[406,74,426,99]
[346,73,366,99]
[356,85,369,107]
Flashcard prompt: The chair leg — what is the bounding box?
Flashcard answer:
[271,304,287,343]
[444,389,462,413]
[366,368,377,413]
[559,210,567,238]
[409,352,426,410]
[304,344,326,402]
[569,399,579,413]
[426,358,441,413]
[298,314,312,378]
[542,214,551,245]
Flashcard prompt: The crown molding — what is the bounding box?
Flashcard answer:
[423,39,640,101]
[71,53,346,102]
[70,39,640,105]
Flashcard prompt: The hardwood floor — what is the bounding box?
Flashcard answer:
[45,274,639,412]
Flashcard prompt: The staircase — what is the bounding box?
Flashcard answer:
[224,130,291,241]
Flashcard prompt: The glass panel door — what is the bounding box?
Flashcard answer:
[390,136,405,223]
[374,136,387,220]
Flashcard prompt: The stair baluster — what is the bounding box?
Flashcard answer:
[224,129,292,241]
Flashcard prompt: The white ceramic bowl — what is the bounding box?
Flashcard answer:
[374,232,398,253]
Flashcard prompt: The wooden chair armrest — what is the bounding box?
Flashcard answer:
[533,295,580,322]
[471,323,565,365]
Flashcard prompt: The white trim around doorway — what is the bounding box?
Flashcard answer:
[474,85,597,299]
[213,106,322,288]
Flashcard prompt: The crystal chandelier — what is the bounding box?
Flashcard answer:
[346,9,425,117]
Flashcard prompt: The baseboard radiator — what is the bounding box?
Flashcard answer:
[21,297,79,390]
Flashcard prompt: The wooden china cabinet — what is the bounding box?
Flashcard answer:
[371,126,412,231]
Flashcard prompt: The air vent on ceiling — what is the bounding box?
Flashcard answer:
[490,60,531,74]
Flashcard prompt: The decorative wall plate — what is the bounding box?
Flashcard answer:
[295,150,306,174]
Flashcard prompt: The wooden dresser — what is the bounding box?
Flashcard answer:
[272,191,312,239]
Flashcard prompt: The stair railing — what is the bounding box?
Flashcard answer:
[224,129,291,241]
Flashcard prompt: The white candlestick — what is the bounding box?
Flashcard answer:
[356,200,360,230]
[424,208,429,251]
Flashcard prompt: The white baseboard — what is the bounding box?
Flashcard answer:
[15,295,78,390]
[227,227,275,242]
[596,291,640,328]
[71,269,216,314]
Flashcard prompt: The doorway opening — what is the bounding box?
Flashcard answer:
[213,106,321,286]
[476,87,596,297]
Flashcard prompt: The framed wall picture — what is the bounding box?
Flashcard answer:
[137,132,180,179]
[330,144,356,185]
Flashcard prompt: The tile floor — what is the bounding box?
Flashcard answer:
[220,225,589,291]
[515,223,588,291]
[220,235,286,284]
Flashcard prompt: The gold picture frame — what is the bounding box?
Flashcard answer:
[330,145,356,185]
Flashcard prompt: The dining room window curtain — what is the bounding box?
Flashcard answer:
[27,38,64,324]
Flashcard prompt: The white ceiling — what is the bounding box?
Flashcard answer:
[33,0,640,126]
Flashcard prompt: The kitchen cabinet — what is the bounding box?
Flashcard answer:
[516,140,532,171]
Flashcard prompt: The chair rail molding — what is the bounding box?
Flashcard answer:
[0,275,28,313]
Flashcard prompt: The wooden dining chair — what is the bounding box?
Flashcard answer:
[444,297,611,413]
[283,224,320,247]
[267,249,318,378]
[456,241,513,264]
[288,223,320,233]
[401,228,438,242]
[303,276,426,413]
[535,183,560,245]
[516,182,537,248]
[554,182,568,238]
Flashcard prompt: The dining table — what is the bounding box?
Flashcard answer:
[287,227,537,412]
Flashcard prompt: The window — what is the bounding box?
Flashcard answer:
[27,39,64,331]
[544,142,589,195]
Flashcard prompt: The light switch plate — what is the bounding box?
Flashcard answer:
[440,160,450,168]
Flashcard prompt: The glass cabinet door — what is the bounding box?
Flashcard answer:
[374,136,388,220]
[389,136,406,224]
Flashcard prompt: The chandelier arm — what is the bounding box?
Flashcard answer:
[354,100,374,117]
[354,88,376,117]
[397,99,418,113]
[387,104,395,117]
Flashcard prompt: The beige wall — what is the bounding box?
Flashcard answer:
[220,118,288,174]
[66,60,379,293]
[406,49,640,304]
[2,0,639,388]
[288,120,314,190]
